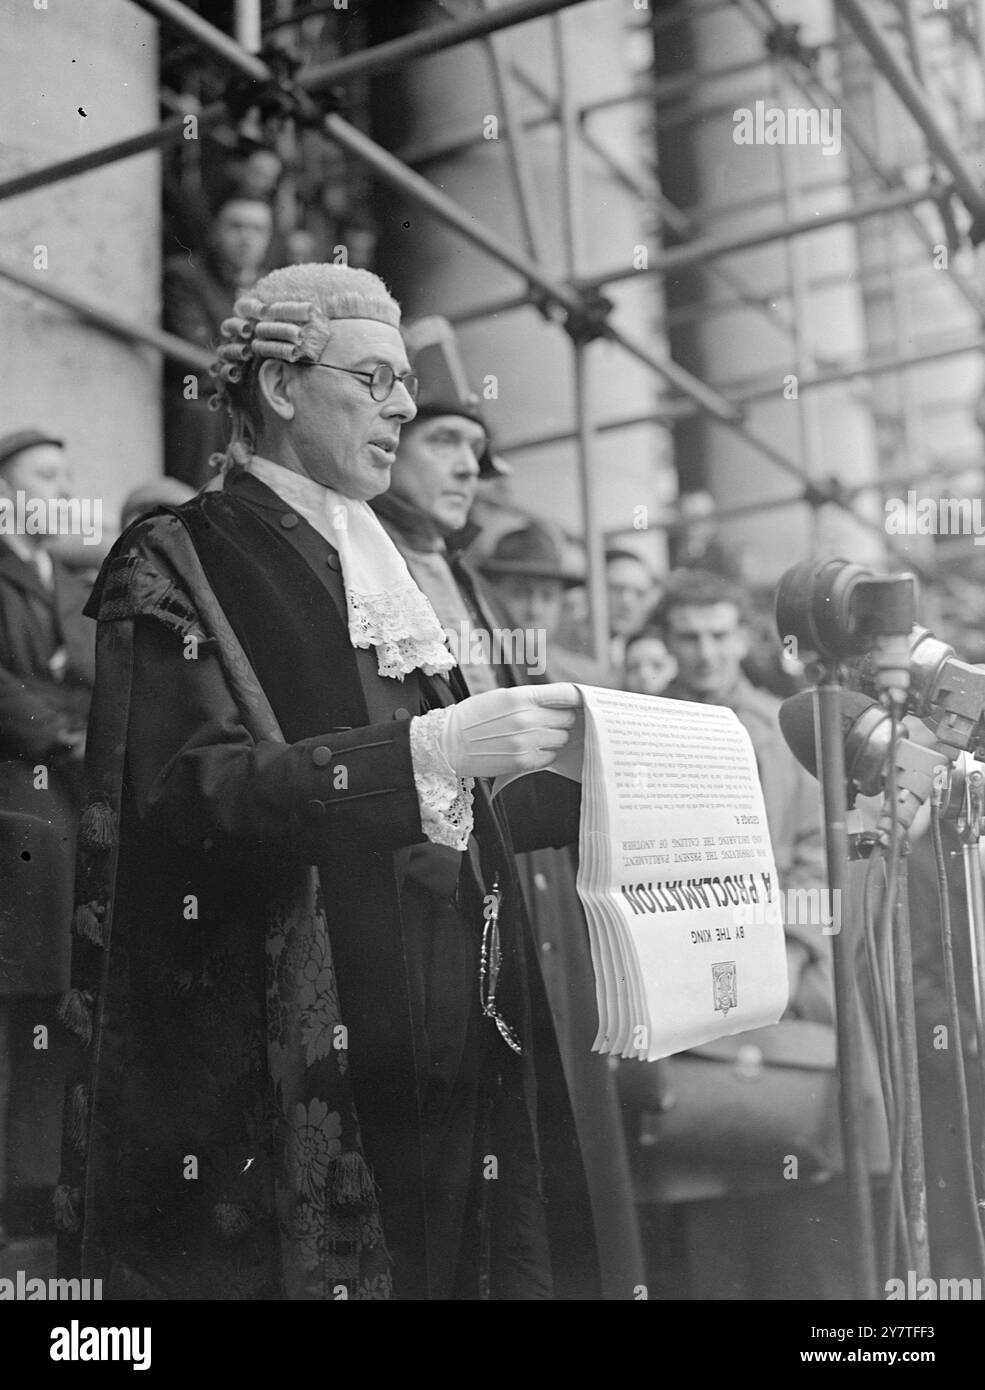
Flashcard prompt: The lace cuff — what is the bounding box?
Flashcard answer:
[409,710,475,851]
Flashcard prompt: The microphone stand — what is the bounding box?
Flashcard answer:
[814,671,878,1299]
[956,769,985,1190]
[890,848,931,1282]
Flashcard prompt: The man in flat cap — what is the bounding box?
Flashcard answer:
[0,430,94,1243]
[482,521,613,687]
[57,265,597,1301]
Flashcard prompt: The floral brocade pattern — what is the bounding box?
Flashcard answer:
[289,1100,343,1205]
[266,867,389,1298]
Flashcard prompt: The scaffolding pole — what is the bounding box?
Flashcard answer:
[0,260,214,373]
[128,0,745,437]
[665,249,955,334]
[478,0,545,265]
[320,111,744,427]
[495,347,985,442]
[0,103,230,205]
[553,7,609,666]
[499,409,687,456]
[835,0,985,227]
[300,0,593,91]
[729,331,985,406]
[583,181,948,289]
[0,0,592,205]
[393,56,764,168]
[316,85,944,569]
[262,0,342,34]
[774,61,825,551]
[233,0,262,55]
[738,0,985,318]
[502,61,840,366]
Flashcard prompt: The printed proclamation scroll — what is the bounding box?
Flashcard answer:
[573,685,789,1061]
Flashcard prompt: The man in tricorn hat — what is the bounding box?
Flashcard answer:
[373,318,643,1299]
[57,266,598,1301]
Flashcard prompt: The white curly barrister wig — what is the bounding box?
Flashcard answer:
[207,264,403,472]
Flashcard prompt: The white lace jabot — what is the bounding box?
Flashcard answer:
[241,456,471,849]
[244,455,455,681]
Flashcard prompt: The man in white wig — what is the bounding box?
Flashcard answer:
[55,265,596,1301]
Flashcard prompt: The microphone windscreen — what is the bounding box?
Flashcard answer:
[778,689,876,780]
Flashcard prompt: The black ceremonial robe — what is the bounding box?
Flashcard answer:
[56,468,597,1301]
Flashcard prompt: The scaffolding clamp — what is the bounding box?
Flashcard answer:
[224,45,342,132]
[560,287,614,345]
[763,21,820,75]
[802,475,848,513]
[959,200,985,250]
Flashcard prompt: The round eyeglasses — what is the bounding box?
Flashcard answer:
[310,361,420,404]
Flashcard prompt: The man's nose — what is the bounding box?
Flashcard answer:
[383,384,418,424]
[454,444,481,477]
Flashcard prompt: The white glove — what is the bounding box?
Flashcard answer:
[435,683,583,779]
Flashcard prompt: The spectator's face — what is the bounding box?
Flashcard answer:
[563,585,588,630]
[285,320,418,501]
[286,229,317,264]
[0,444,70,530]
[607,557,653,637]
[624,636,676,696]
[663,602,748,701]
[212,199,273,277]
[388,415,485,533]
[495,576,565,636]
[239,150,282,199]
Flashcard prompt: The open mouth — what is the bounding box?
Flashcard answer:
[369,440,398,464]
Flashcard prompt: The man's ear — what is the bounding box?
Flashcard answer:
[257,359,296,422]
[736,621,752,659]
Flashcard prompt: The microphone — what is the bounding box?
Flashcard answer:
[775,559,917,712]
[779,689,950,841]
[848,626,985,759]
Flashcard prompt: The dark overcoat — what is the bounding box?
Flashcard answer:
[0,543,95,997]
